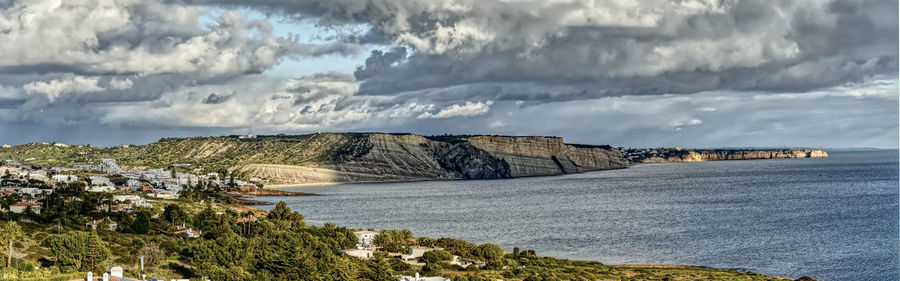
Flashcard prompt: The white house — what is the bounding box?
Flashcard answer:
[354,230,378,249]
[9,202,41,214]
[402,246,442,264]
[87,185,115,193]
[113,195,151,207]
[399,273,449,281]
[127,179,142,191]
[341,249,375,260]
[18,187,52,196]
[89,176,113,187]
[73,165,100,171]
[52,174,79,183]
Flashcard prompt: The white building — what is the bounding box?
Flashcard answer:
[127,179,142,191]
[342,249,375,260]
[87,185,115,193]
[74,165,100,171]
[100,158,122,174]
[399,273,449,281]
[89,176,113,187]
[52,174,79,183]
[354,230,378,249]
[18,187,52,196]
[8,202,41,214]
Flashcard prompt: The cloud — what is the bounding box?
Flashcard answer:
[23,75,104,101]
[354,47,408,80]
[188,0,896,100]
[0,0,360,77]
[417,100,493,119]
[201,92,233,104]
[0,0,896,149]
[109,78,134,90]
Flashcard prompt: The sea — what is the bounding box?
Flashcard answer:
[252,150,899,281]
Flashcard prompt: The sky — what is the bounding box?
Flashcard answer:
[0,0,897,148]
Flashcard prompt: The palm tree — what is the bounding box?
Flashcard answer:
[0,222,23,269]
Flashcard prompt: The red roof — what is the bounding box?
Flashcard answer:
[11,202,39,207]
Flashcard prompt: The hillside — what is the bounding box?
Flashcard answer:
[0,133,629,185]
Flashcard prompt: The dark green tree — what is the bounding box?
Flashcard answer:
[132,211,151,234]
[472,244,504,262]
[266,201,305,229]
[43,231,110,272]
[422,250,453,264]
[373,229,413,253]
[162,204,188,225]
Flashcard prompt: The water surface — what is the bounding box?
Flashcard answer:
[254,150,899,281]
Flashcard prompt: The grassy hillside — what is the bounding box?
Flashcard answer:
[0,133,368,171]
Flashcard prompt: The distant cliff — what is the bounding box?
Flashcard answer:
[1,134,830,186]
[625,148,828,163]
[0,133,627,185]
[240,133,627,184]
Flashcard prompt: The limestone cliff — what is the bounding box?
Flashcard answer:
[464,136,628,177]
[237,134,623,185]
[627,148,828,163]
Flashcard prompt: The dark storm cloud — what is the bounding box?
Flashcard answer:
[353,47,408,80]
[183,0,897,100]
[202,92,234,104]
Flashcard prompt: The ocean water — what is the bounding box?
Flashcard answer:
[254,150,899,281]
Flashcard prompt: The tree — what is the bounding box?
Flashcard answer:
[132,211,151,234]
[373,229,413,253]
[162,204,188,225]
[364,256,397,281]
[194,205,233,239]
[137,244,165,269]
[43,231,109,272]
[0,221,23,269]
[437,237,476,258]
[472,244,504,262]
[422,250,453,264]
[266,202,305,229]
[85,231,109,271]
[422,262,442,276]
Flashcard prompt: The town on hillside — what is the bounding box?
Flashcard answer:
[0,157,492,281]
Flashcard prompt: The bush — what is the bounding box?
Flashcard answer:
[472,244,504,261]
[422,263,442,276]
[422,250,453,264]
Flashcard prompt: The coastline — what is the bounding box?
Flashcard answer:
[262,154,828,189]
[243,156,848,281]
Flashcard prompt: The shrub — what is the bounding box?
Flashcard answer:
[422,250,453,264]
[472,244,504,261]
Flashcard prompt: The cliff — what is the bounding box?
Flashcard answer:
[464,136,628,177]
[627,148,828,163]
[242,133,624,184]
[0,133,624,185]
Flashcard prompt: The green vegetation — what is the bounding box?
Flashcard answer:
[0,180,799,280]
[0,134,370,173]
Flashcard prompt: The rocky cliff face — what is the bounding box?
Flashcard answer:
[240,134,624,185]
[464,136,628,177]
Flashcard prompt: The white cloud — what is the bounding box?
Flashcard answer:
[417,100,493,119]
[0,0,358,76]
[109,78,134,90]
[23,75,104,101]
